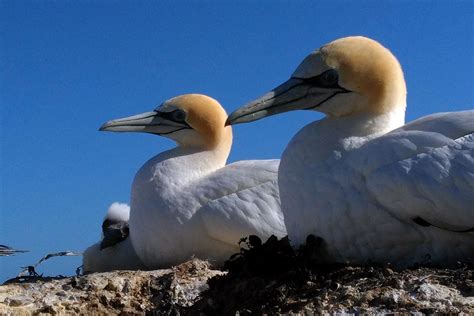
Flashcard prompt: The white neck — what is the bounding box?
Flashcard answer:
[138,145,229,189]
[285,107,406,163]
[331,107,406,148]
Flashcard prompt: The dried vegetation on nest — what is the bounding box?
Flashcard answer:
[190,235,474,314]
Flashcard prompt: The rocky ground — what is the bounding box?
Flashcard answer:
[1,236,473,315]
[0,259,223,315]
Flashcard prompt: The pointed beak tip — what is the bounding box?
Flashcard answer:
[98,123,109,132]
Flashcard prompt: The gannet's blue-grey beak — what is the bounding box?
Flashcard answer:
[226,70,351,126]
[226,78,305,126]
[100,111,159,132]
[100,110,190,135]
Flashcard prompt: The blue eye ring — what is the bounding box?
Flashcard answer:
[171,109,186,122]
[322,69,338,85]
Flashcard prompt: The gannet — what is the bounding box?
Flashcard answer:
[100,94,286,268]
[83,202,146,272]
[227,36,474,267]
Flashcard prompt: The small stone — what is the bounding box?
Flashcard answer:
[383,268,394,276]
[104,282,117,291]
[62,284,72,291]
[8,295,33,307]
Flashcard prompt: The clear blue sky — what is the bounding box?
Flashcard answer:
[1,1,473,281]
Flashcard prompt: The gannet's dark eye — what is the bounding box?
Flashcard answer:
[298,69,340,88]
[171,110,186,122]
[321,69,338,86]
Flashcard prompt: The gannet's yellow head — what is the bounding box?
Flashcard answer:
[100,94,232,149]
[226,36,407,125]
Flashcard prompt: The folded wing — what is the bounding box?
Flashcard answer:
[356,110,474,231]
[194,160,286,247]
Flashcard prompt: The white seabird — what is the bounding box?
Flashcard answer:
[100,94,286,268]
[83,202,146,272]
[226,36,474,267]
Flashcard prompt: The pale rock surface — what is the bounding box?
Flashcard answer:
[0,259,223,315]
